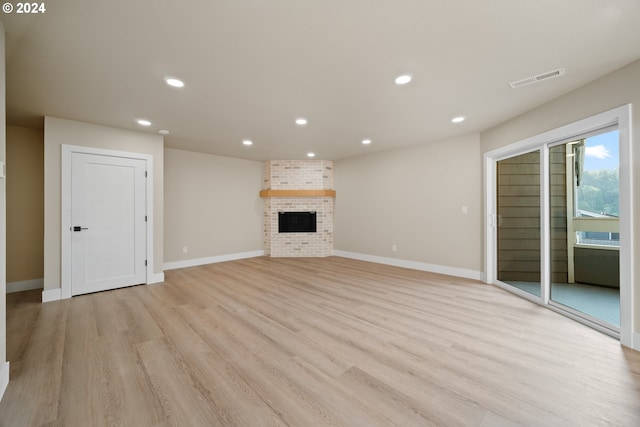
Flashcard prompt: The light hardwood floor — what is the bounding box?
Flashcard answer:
[1,256,639,426]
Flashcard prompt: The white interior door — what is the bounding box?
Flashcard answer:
[71,153,146,296]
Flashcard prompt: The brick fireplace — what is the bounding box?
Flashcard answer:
[261,160,335,257]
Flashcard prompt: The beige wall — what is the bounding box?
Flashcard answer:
[0,19,7,376]
[44,117,164,291]
[334,134,482,273]
[6,126,44,283]
[164,148,262,263]
[480,58,640,331]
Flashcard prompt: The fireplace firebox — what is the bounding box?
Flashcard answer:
[278,211,317,233]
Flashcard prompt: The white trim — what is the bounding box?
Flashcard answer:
[6,278,43,293]
[483,109,621,161]
[548,300,619,338]
[42,288,62,303]
[163,250,265,271]
[493,280,540,304]
[144,161,157,282]
[634,332,640,351]
[483,154,498,284]
[541,145,550,305]
[147,273,165,284]
[61,145,155,299]
[0,361,9,402]
[484,105,633,348]
[333,250,483,281]
[618,104,634,349]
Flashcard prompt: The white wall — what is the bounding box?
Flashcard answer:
[163,148,263,265]
[334,134,482,277]
[43,117,164,292]
[480,58,640,332]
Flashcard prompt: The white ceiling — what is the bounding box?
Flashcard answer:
[3,0,640,161]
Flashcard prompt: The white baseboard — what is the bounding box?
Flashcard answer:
[42,288,62,303]
[147,272,165,284]
[40,272,165,302]
[163,250,265,271]
[7,278,43,293]
[0,361,9,402]
[633,332,640,351]
[332,250,483,281]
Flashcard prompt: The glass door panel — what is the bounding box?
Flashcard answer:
[549,130,620,330]
[497,151,541,297]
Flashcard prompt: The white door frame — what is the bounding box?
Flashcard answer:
[484,105,634,349]
[61,144,155,299]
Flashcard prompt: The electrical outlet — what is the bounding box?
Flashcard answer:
[392,244,397,252]
[461,205,468,214]
[182,246,188,254]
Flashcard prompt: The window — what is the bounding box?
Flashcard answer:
[571,129,619,247]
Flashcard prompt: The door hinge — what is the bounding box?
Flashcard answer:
[145,260,148,266]
[145,171,148,178]
[145,215,147,222]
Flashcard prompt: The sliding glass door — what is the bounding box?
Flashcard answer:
[548,130,620,330]
[496,151,541,298]
[486,106,631,344]
[495,133,620,332]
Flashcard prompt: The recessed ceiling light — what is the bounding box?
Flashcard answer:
[242,139,253,146]
[451,116,465,123]
[307,152,315,158]
[164,76,185,88]
[395,74,412,85]
[362,139,372,145]
[158,129,170,135]
[136,119,152,126]
[296,118,308,125]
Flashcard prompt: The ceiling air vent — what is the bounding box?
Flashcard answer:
[509,67,566,89]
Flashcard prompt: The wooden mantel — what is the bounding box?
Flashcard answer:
[260,189,336,198]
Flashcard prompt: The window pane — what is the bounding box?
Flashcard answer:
[550,129,620,328]
[497,150,541,297]
[576,130,619,218]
